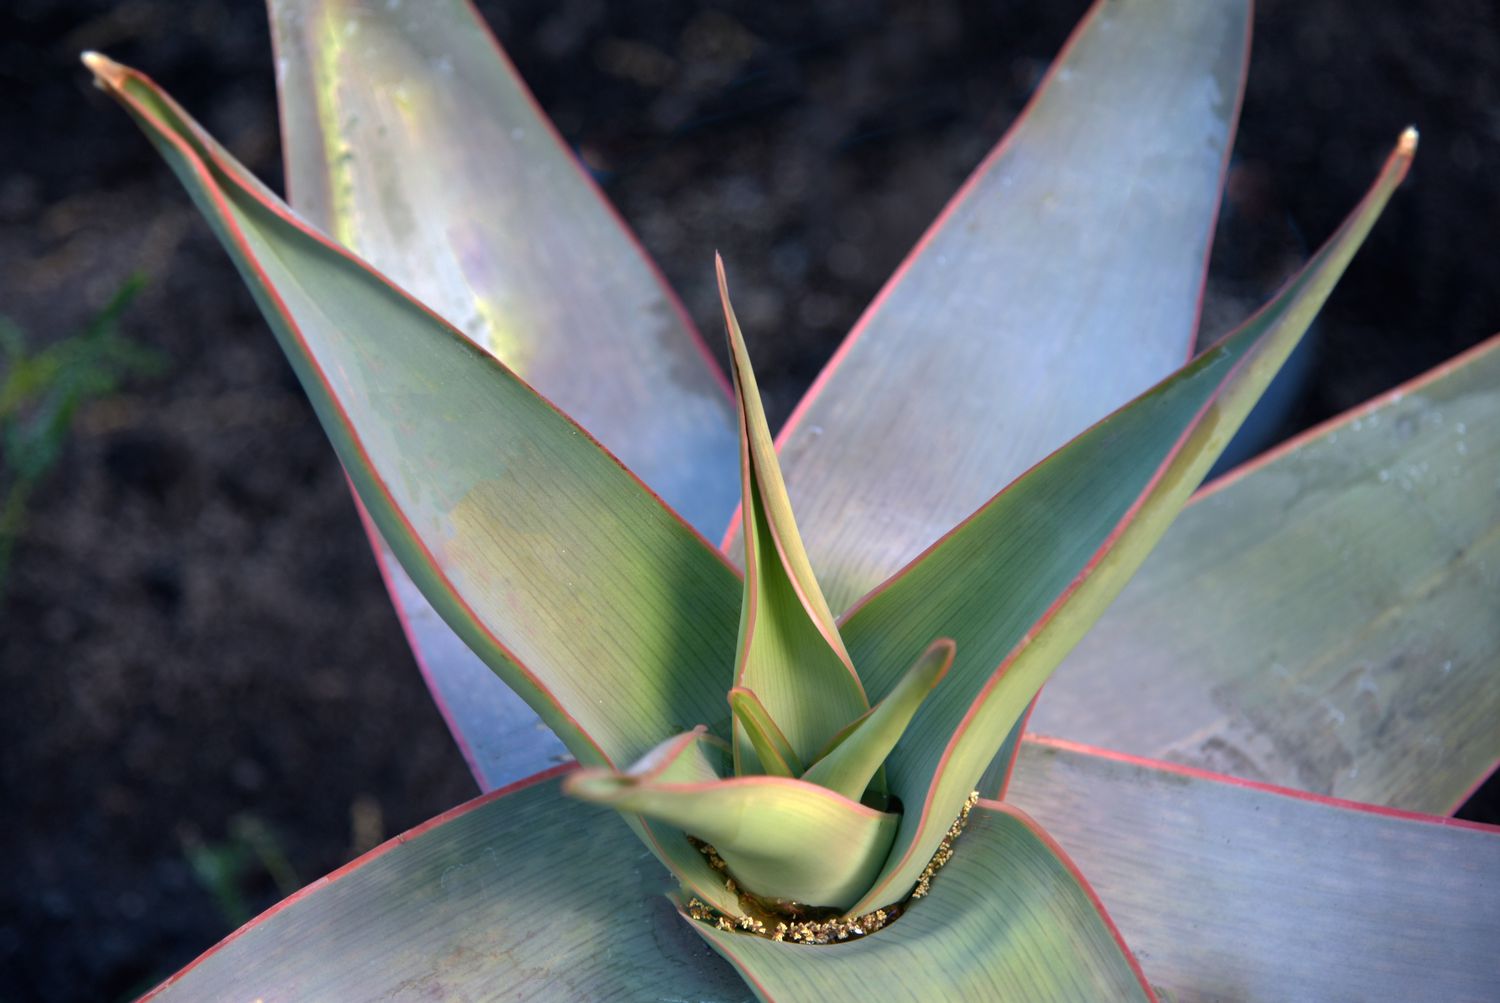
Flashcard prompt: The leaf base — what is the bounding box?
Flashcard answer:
[681,791,980,945]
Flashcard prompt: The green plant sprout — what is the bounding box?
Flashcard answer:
[181,814,301,928]
[0,276,160,590]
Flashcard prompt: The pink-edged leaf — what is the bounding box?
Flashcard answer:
[269,0,740,789]
[720,260,870,769]
[85,52,745,767]
[351,496,569,788]
[1010,737,1500,1000]
[728,687,803,778]
[1036,333,1500,814]
[142,766,754,1001]
[976,695,1038,801]
[839,135,1416,914]
[137,749,1500,1001]
[752,0,1250,611]
[86,54,752,915]
[692,800,1154,1002]
[800,638,955,803]
[566,730,899,911]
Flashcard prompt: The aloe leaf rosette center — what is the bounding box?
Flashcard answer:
[562,258,959,921]
[560,120,1418,931]
[81,45,1418,982]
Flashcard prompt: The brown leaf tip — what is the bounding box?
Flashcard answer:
[81,51,127,91]
[1398,126,1419,157]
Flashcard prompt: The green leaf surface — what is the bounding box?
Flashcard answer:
[88,55,748,915]
[567,731,899,911]
[721,261,870,769]
[760,0,1251,611]
[87,54,746,772]
[976,696,1037,800]
[1034,333,1500,814]
[268,0,737,532]
[140,750,1499,1001]
[269,0,741,792]
[143,768,754,1002]
[840,136,1415,914]
[1010,737,1500,1000]
[729,688,804,777]
[692,802,1153,1003]
[802,638,954,802]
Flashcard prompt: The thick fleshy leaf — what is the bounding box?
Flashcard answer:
[692,802,1154,1003]
[728,688,803,778]
[141,750,1500,1001]
[269,0,740,791]
[802,638,954,802]
[1010,738,1500,1000]
[840,135,1416,914]
[87,54,744,771]
[268,0,737,534]
[353,500,569,789]
[142,766,754,1002]
[721,260,869,769]
[88,55,748,916]
[567,731,899,911]
[755,0,1250,611]
[976,696,1037,801]
[1035,334,1500,814]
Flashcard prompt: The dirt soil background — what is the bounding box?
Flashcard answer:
[2,1,1497,999]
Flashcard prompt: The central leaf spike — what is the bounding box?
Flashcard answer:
[728,687,805,777]
[802,638,956,802]
[718,256,872,775]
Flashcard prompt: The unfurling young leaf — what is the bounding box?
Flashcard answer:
[721,256,871,775]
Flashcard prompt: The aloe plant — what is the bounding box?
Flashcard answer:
[85,0,1500,999]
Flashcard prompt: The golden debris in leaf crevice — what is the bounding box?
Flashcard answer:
[684,791,980,945]
[911,791,980,900]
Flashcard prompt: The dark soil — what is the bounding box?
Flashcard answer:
[2,1,1496,999]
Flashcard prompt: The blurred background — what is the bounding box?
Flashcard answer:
[2,0,1496,998]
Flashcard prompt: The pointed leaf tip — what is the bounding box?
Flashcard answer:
[565,730,899,910]
[802,638,956,802]
[728,688,804,777]
[840,132,1417,915]
[719,260,870,769]
[81,51,126,90]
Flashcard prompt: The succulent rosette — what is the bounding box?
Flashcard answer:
[83,0,1499,1000]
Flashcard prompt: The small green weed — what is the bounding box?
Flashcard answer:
[0,276,164,589]
[181,814,301,928]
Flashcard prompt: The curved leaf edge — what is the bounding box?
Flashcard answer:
[801,638,956,801]
[681,798,1158,1003]
[567,739,900,911]
[138,762,579,1002]
[1199,328,1500,503]
[345,487,495,785]
[83,53,746,774]
[452,0,734,400]
[719,256,871,769]
[982,801,1159,1002]
[268,0,735,401]
[979,694,1039,801]
[89,52,751,918]
[841,130,1417,914]
[721,256,858,668]
[1114,327,1500,817]
[1024,734,1500,837]
[139,739,1496,1002]
[719,0,1254,555]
